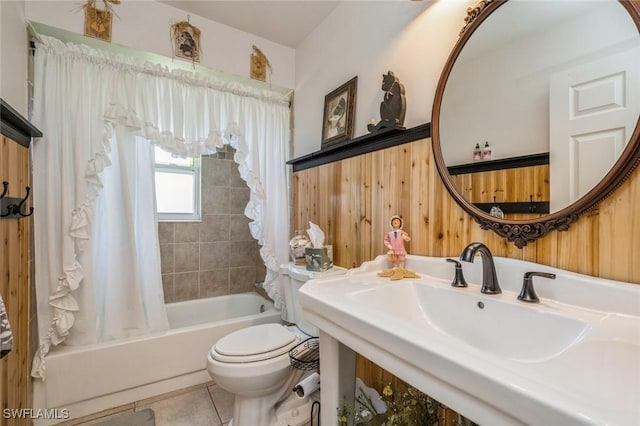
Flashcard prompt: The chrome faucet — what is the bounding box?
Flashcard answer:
[459,242,502,294]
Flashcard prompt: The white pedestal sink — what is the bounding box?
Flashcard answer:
[299,254,640,425]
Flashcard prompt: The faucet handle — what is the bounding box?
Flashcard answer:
[446,258,468,288]
[518,271,556,303]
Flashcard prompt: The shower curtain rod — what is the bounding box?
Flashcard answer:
[27,21,294,105]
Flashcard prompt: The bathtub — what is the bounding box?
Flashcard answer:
[33,292,281,423]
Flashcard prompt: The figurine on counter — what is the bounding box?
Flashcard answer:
[384,215,411,268]
[378,215,419,280]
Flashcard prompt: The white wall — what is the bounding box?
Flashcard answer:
[18,0,477,157]
[24,0,295,90]
[440,1,638,165]
[1,0,29,115]
[293,0,472,157]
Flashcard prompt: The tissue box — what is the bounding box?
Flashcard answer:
[305,247,333,272]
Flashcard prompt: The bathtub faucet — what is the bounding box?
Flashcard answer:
[459,242,502,294]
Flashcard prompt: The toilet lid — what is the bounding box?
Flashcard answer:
[212,324,298,363]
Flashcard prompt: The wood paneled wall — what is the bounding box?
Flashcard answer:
[292,137,639,282]
[0,135,31,424]
[451,164,549,205]
[292,137,640,414]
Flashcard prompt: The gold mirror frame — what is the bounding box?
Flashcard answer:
[432,0,640,248]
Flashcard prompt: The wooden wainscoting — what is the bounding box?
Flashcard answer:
[292,137,640,281]
[292,137,640,419]
[0,135,32,424]
[0,99,40,425]
[451,164,549,205]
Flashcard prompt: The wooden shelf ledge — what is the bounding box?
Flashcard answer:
[1,98,43,146]
[287,123,431,172]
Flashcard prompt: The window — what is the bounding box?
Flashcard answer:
[154,147,201,221]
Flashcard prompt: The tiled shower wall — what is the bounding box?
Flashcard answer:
[159,146,266,303]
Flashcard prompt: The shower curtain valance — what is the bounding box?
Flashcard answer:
[31,35,291,380]
[36,36,290,158]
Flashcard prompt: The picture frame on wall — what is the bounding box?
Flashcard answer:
[84,6,112,42]
[171,20,201,63]
[321,76,357,149]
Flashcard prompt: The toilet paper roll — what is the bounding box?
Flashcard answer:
[292,372,320,398]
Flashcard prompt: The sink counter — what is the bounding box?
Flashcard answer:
[299,255,640,426]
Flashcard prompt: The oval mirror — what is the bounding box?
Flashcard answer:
[432,0,640,248]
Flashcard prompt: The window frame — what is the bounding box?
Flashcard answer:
[154,150,201,222]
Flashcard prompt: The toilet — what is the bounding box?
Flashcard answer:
[207,262,347,426]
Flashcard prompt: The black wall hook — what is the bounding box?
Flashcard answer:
[0,183,34,219]
[529,195,536,212]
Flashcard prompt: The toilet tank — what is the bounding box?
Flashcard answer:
[280,262,348,336]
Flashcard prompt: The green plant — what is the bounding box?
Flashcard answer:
[380,383,441,425]
[338,381,443,426]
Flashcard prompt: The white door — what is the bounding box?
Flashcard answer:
[549,47,640,212]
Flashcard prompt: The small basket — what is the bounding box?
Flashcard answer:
[289,337,320,370]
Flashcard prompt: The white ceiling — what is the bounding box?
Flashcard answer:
[157,1,342,48]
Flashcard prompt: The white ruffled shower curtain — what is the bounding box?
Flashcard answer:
[30,35,291,379]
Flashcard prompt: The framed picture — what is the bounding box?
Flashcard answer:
[84,6,112,42]
[321,76,357,149]
[171,21,201,63]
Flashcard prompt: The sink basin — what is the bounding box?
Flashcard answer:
[299,254,640,426]
[350,282,590,361]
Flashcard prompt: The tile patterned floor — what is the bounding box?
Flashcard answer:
[59,382,314,426]
[59,382,234,426]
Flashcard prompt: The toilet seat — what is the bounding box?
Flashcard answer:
[211,324,299,363]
